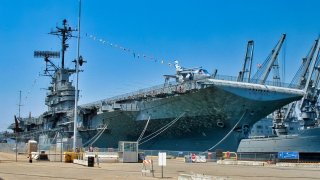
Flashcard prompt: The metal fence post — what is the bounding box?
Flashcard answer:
[60,136,63,162]
[15,134,18,162]
[38,142,40,160]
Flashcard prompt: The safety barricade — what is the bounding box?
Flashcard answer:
[185,154,207,163]
[223,151,237,160]
[141,159,154,177]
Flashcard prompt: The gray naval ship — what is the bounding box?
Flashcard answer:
[7,20,305,152]
[238,38,320,154]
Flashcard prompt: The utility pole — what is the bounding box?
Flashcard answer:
[16,90,22,162]
[18,90,22,118]
[73,0,82,151]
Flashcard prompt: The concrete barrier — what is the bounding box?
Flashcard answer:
[276,163,320,168]
[178,173,213,180]
[84,152,119,163]
[217,160,265,166]
[238,161,265,166]
[73,159,88,166]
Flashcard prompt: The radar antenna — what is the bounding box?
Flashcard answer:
[34,51,60,77]
[49,19,77,69]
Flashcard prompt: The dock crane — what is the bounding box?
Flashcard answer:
[273,38,320,135]
[284,39,319,120]
[238,40,254,82]
[237,35,287,134]
[252,34,286,84]
[298,44,320,128]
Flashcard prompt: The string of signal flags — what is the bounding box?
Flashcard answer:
[86,33,178,68]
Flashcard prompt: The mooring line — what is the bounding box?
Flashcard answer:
[205,109,248,152]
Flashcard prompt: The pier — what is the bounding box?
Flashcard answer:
[1,152,320,180]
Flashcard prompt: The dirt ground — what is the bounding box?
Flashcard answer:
[1,152,320,180]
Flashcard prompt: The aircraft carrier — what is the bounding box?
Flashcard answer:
[6,20,305,152]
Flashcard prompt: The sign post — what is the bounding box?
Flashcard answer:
[158,152,166,178]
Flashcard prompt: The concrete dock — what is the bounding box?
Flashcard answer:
[0,153,320,180]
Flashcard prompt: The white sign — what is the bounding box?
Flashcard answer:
[158,152,166,166]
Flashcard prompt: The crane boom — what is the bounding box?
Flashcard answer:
[238,41,254,82]
[260,34,286,84]
[299,39,319,89]
[284,39,320,120]
[299,46,320,109]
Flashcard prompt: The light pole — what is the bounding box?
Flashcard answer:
[73,0,82,151]
[16,90,22,162]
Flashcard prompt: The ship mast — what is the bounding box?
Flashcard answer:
[49,20,76,69]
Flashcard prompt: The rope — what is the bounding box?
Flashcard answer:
[137,116,151,142]
[139,112,185,142]
[205,110,248,152]
[89,124,108,145]
[24,73,41,108]
[83,123,108,146]
[139,112,186,145]
[82,125,107,147]
[50,132,58,144]
[82,122,109,147]
[81,113,125,147]
[86,33,178,68]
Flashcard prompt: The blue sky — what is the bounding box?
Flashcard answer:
[0,0,320,131]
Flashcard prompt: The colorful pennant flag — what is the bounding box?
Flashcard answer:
[86,33,178,68]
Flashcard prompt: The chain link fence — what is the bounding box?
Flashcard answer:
[0,141,282,163]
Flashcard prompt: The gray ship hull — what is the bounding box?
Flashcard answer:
[79,80,304,151]
[237,127,320,153]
